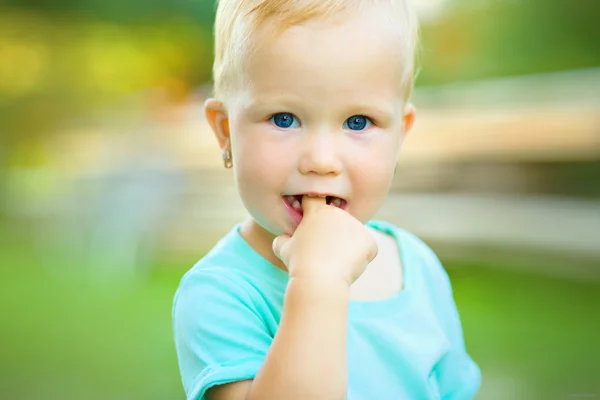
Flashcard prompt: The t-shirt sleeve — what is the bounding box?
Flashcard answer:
[411,235,482,400]
[432,267,481,399]
[172,269,272,400]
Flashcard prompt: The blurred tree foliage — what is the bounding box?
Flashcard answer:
[417,0,600,85]
[0,6,214,174]
[0,0,217,25]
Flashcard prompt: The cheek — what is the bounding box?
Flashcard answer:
[231,126,294,188]
[357,160,395,192]
[350,141,398,204]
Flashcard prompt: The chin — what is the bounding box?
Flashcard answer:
[245,214,286,238]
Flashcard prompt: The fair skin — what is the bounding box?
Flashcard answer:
[204,5,415,400]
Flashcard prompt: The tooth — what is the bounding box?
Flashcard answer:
[292,199,302,211]
[333,198,342,207]
[286,195,296,203]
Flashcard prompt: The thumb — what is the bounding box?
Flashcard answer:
[272,234,291,261]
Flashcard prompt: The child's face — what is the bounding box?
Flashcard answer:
[207,6,416,237]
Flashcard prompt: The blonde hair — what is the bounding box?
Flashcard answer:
[212,0,420,103]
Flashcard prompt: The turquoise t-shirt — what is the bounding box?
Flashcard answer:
[172,220,481,399]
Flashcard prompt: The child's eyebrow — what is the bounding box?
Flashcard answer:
[242,95,305,113]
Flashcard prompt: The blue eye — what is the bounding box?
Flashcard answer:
[344,115,371,131]
[271,113,299,129]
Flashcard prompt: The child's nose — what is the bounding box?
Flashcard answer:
[298,133,343,176]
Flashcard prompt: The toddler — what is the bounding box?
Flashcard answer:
[173,1,482,399]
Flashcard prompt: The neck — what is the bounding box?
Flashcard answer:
[239,217,288,272]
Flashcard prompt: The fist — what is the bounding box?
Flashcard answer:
[272,196,378,287]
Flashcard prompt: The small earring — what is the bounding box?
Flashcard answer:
[222,148,232,168]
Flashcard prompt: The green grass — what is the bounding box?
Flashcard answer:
[0,237,188,399]
[1,229,598,399]
[447,261,599,399]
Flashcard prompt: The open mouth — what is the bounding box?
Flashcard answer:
[282,194,347,216]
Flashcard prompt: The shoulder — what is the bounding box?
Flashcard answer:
[172,256,273,400]
[173,254,255,322]
[369,220,452,292]
[173,227,259,312]
[369,220,442,265]
[172,232,264,331]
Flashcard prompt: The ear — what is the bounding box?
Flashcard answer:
[204,98,231,150]
[394,103,417,169]
[402,103,416,135]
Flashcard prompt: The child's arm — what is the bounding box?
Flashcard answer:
[207,280,350,400]
[207,196,377,400]
[249,277,350,399]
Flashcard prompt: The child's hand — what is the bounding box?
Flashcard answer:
[272,196,378,287]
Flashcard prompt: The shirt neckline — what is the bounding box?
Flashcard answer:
[349,220,413,318]
[227,220,413,318]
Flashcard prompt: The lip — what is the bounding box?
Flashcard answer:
[282,197,304,225]
[298,192,341,199]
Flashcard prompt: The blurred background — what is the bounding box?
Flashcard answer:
[1,0,599,398]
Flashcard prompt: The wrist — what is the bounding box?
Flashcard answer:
[286,276,351,303]
[288,259,356,287]
[288,270,353,289]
